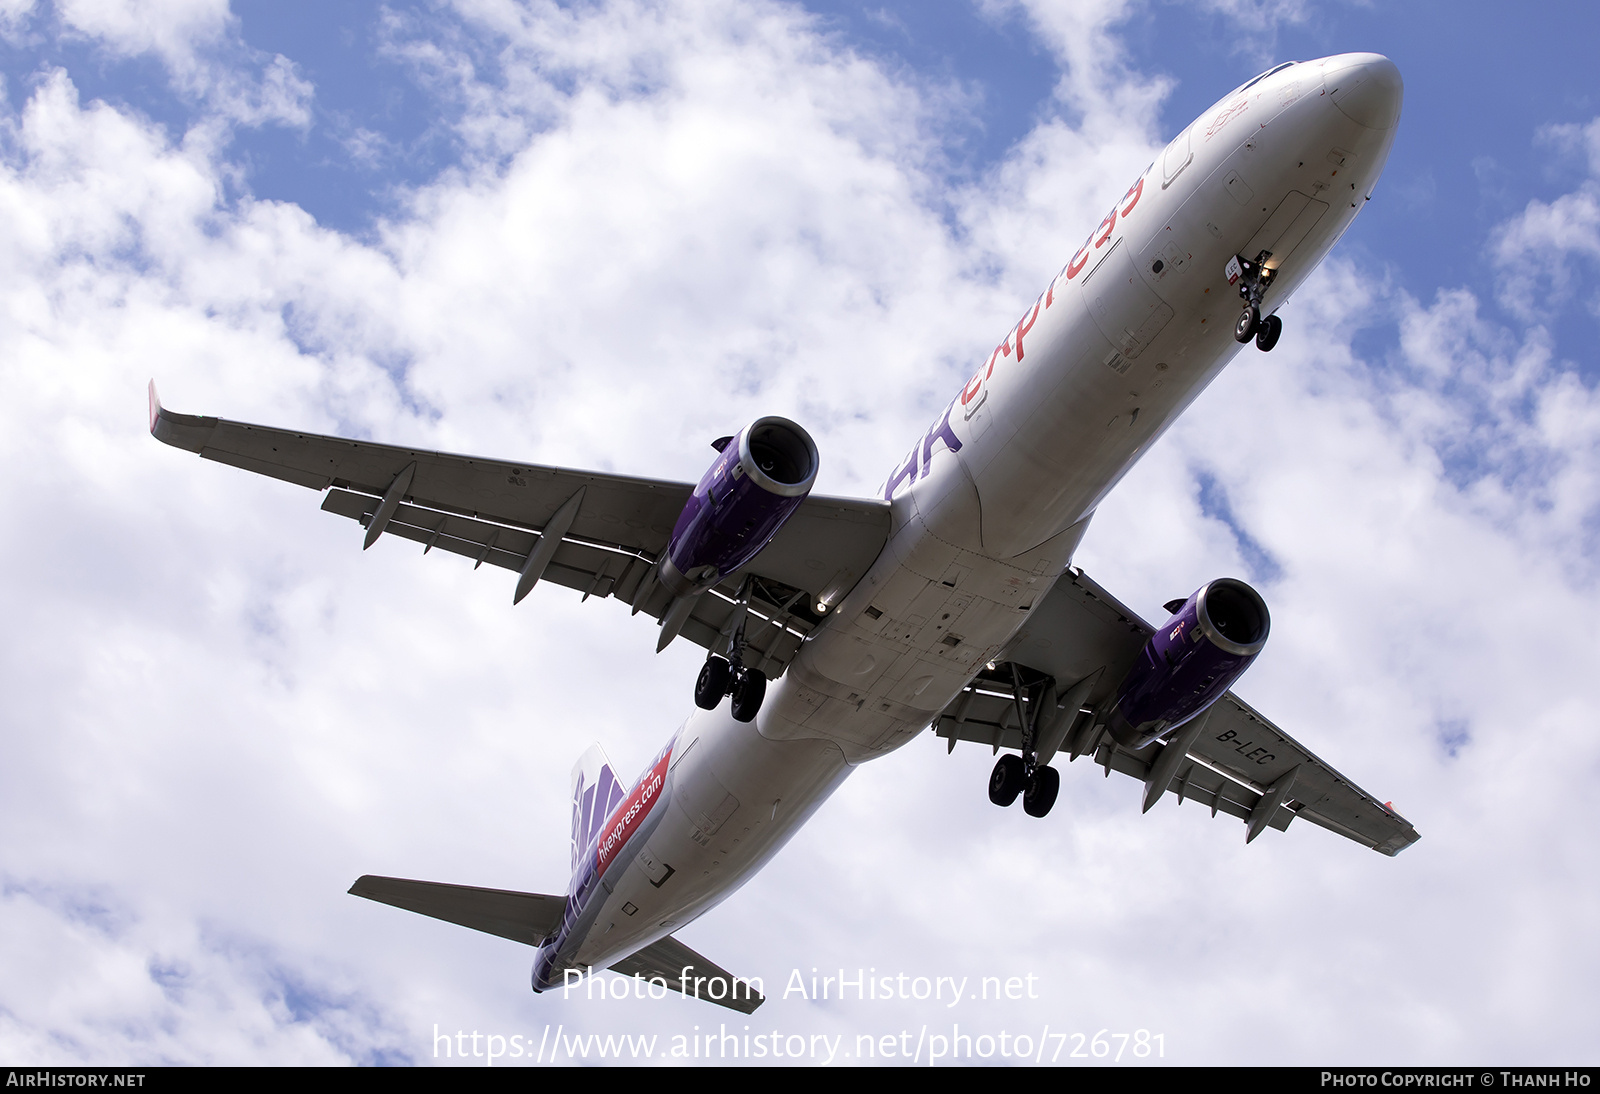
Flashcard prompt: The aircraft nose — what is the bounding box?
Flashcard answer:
[1322,53,1403,130]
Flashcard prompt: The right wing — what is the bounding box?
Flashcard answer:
[934,567,1421,857]
[150,383,890,678]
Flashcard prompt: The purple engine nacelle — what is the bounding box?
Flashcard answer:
[1105,578,1271,751]
[658,417,819,597]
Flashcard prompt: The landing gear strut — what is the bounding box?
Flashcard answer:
[695,579,768,723]
[986,664,1061,818]
[1228,250,1281,351]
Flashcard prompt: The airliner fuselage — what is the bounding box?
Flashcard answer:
[534,53,1405,989]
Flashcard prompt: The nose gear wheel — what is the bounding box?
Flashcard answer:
[1255,313,1283,351]
[1235,306,1260,343]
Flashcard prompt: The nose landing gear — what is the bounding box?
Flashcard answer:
[1255,313,1283,352]
[1234,305,1261,343]
[1228,251,1282,351]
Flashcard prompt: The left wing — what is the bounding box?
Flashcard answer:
[149,383,890,679]
[935,567,1421,856]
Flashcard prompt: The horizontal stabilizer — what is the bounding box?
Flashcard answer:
[349,875,566,948]
[609,934,764,1014]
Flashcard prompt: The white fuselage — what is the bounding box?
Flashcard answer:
[551,54,1402,976]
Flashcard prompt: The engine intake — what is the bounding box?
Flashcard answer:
[1106,578,1270,750]
[659,417,819,596]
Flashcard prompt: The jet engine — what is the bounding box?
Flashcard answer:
[1105,578,1270,750]
[658,416,819,598]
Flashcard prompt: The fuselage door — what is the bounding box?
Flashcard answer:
[1240,190,1330,272]
[1085,242,1174,360]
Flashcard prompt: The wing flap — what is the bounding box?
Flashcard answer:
[348,875,567,947]
[936,566,1421,856]
[1091,737,1294,830]
[935,693,1291,832]
[152,387,891,677]
[320,488,641,598]
[1191,693,1420,855]
[318,487,821,677]
[936,671,1418,852]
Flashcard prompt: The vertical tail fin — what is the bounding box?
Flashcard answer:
[570,744,623,873]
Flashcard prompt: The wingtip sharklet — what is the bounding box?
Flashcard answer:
[145,380,219,452]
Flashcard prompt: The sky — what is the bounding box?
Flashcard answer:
[1,0,1598,1068]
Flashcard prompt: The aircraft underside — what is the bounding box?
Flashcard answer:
[153,52,1418,1013]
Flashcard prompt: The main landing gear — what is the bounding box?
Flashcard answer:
[694,656,730,707]
[1229,250,1283,352]
[988,755,1060,818]
[985,664,1062,818]
[693,581,767,723]
[694,655,767,722]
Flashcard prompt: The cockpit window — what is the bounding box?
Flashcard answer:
[1234,61,1297,96]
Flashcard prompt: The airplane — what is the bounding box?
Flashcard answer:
[149,52,1418,1015]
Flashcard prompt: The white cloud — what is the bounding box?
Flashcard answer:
[33,0,314,128]
[0,0,37,37]
[55,0,231,58]
[984,0,1164,118]
[1492,119,1600,322]
[0,0,1597,1066]
[999,0,1317,82]
[0,882,409,1063]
